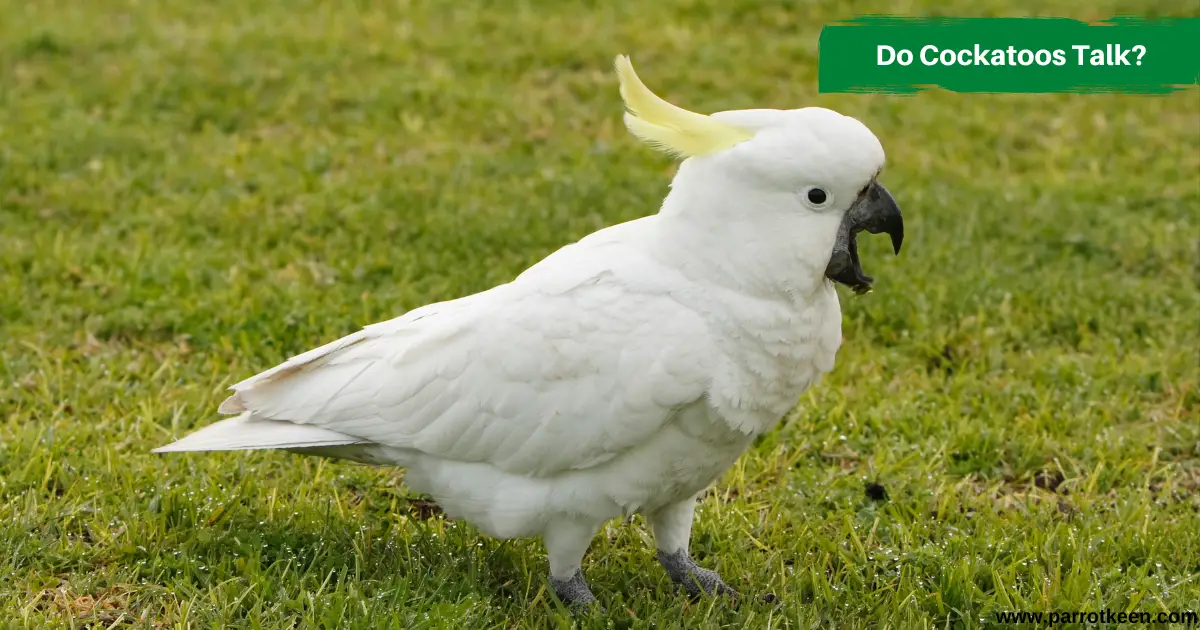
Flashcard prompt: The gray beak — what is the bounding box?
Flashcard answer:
[824,180,904,295]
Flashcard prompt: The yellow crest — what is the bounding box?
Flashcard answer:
[614,55,753,159]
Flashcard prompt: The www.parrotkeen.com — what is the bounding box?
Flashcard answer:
[995,610,1197,625]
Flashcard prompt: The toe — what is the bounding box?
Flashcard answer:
[550,570,601,613]
[657,550,738,601]
[567,599,603,614]
[678,567,737,598]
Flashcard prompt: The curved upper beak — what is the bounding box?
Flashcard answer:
[824,180,904,294]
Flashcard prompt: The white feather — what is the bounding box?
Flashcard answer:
[151,411,365,452]
[155,64,890,552]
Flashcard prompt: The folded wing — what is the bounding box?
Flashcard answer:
[157,272,716,477]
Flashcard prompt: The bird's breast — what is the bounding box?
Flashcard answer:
[589,400,756,515]
[704,285,842,429]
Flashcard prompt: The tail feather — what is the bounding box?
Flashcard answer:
[152,412,367,453]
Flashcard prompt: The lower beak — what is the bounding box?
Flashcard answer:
[824,180,904,294]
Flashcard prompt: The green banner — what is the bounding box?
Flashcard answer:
[818,17,1200,94]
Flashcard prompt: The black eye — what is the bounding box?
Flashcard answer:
[806,188,828,205]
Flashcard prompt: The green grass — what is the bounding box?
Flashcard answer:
[2,0,1198,627]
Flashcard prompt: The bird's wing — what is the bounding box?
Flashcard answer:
[213,248,716,477]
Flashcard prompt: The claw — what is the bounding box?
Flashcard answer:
[657,549,738,600]
[676,567,738,599]
[550,569,603,613]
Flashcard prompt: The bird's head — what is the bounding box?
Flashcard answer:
[615,55,903,295]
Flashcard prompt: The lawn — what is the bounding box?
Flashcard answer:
[1,0,1198,627]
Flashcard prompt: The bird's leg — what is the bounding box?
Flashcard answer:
[647,495,738,598]
[544,518,602,611]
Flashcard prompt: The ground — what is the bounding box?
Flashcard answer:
[1,0,1198,628]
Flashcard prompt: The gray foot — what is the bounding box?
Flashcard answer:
[550,569,600,612]
[657,549,739,599]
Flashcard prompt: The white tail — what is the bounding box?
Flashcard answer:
[151,411,366,453]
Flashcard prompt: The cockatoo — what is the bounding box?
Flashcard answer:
[154,55,903,609]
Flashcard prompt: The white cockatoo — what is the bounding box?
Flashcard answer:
[154,55,903,608]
